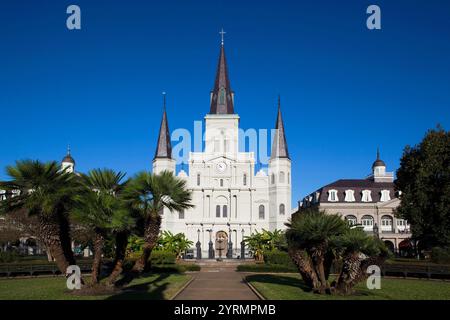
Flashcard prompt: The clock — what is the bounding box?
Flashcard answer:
[216,162,227,173]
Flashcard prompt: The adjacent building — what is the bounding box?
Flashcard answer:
[298,150,411,254]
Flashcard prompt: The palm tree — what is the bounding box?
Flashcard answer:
[122,170,193,273]
[159,231,193,259]
[0,160,81,273]
[72,169,132,285]
[286,209,348,294]
[332,228,388,294]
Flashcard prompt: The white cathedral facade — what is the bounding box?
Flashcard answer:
[152,42,292,259]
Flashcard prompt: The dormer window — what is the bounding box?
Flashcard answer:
[344,190,355,202]
[328,189,338,202]
[361,190,372,202]
[380,190,391,202]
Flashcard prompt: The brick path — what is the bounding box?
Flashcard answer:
[174,261,259,300]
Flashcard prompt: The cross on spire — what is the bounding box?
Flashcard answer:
[219,28,226,46]
[162,91,167,110]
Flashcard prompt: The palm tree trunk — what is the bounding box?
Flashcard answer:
[107,231,129,286]
[38,214,75,274]
[313,251,330,294]
[132,215,161,273]
[91,230,104,285]
[288,248,320,290]
[334,252,362,295]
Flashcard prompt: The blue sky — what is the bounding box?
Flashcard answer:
[0,0,449,204]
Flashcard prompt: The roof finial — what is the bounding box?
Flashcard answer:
[377,147,380,160]
[278,95,281,109]
[67,144,71,155]
[162,91,167,110]
[219,28,226,46]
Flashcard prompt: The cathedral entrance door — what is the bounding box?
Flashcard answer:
[215,231,228,259]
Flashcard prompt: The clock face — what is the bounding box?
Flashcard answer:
[216,162,227,173]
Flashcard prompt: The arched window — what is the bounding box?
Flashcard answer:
[197,173,201,186]
[259,205,265,219]
[216,205,221,218]
[361,190,372,202]
[381,215,393,232]
[220,179,224,187]
[361,215,374,231]
[345,215,357,226]
[279,203,285,215]
[243,174,247,186]
[178,209,185,220]
[380,190,391,202]
[222,205,228,218]
[279,171,285,183]
[271,174,275,184]
[328,189,338,202]
[219,87,226,104]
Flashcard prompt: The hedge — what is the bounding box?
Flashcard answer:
[264,250,296,268]
[150,251,176,265]
[431,247,450,264]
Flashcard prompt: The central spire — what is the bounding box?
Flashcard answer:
[154,92,172,160]
[209,29,234,114]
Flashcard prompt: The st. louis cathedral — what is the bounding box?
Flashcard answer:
[151,40,292,259]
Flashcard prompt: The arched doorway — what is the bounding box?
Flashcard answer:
[215,231,228,259]
[399,239,414,257]
[384,240,395,254]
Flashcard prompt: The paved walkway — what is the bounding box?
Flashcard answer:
[174,262,259,300]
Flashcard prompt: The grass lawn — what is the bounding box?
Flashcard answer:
[246,274,450,300]
[0,273,191,300]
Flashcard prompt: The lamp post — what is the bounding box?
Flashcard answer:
[207,229,214,259]
[373,223,379,239]
[241,229,245,260]
[196,229,202,260]
[227,226,233,258]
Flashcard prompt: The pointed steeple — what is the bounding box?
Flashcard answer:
[154,93,172,159]
[62,145,75,164]
[271,96,290,159]
[209,30,234,114]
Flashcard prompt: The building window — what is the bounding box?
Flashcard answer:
[344,190,355,202]
[380,190,391,202]
[345,215,357,226]
[361,190,372,202]
[178,209,185,219]
[328,189,338,202]
[259,205,265,219]
[220,179,224,187]
[271,173,275,184]
[381,215,393,232]
[361,215,374,231]
[243,174,247,186]
[197,173,201,186]
[279,171,285,183]
[279,204,285,215]
[216,205,221,218]
[222,205,227,218]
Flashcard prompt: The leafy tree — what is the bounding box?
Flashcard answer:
[0,160,81,273]
[395,126,450,249]
[244,229,286,261]
[122,170,193,273]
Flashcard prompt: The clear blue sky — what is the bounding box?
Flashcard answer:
[1,0,449,205]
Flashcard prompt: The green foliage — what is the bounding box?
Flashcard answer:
[395,126,450,248]
[0,251,20,263]
[264,250,295,268]
[431,247,450,264]
[157,231,193,259]
[244,229,286,261]
[332,228,388,258]
[236,263,297,273]
[127,235,146,255]
[150,250,176,265]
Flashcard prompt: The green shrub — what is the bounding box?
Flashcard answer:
[264,250,295,268]
[0,251,20,263]
[237,263,297,273]
[431,247,450,264]
[150,251,176,265]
